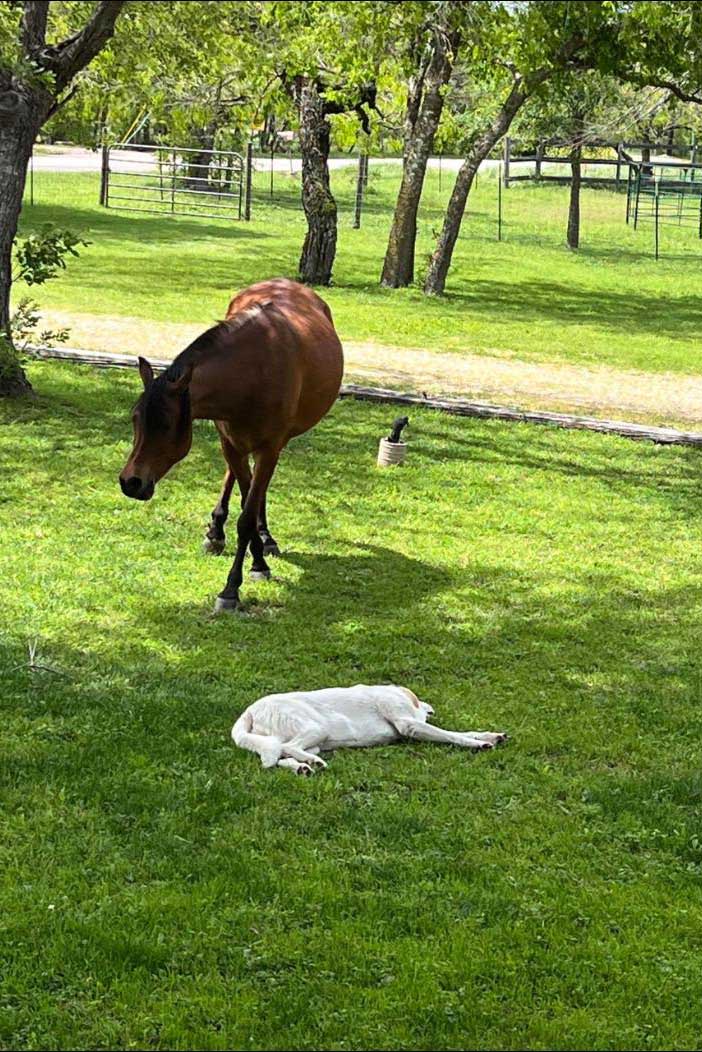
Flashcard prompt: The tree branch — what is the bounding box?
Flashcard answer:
[38,1,126,93]
[20,1,49,56]
[647,78,702,107]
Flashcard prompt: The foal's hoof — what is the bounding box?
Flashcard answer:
[213,596,242,615]
[249,568,271,582]
[262,540,281,557]
[203,536,225,555]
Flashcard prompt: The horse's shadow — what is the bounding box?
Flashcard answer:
[138,541,453,678]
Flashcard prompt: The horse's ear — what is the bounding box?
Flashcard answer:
[138,356,154,389]
[167,362,193,393]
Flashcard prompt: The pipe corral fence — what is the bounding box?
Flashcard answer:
[502,136,699,191]
[626,158,702,259]
[100,142,252,221]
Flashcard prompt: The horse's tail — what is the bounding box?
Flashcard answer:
[231,709,283,768]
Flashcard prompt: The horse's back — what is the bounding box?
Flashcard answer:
[225,278,343,441]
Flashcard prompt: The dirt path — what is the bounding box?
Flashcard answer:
[39,309,702,427]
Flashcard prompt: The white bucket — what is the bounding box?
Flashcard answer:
[377,437,407,467]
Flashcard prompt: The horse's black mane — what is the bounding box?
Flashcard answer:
[142,304,270,432]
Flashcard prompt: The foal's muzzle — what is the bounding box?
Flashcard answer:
[119,475,154,501]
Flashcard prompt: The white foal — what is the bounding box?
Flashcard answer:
[231,684,508,775]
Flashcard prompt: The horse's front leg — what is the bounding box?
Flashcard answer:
[214,449,279,613]
[203,468,235,554]
[204,434,251,556]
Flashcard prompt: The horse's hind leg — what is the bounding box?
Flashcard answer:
[257,492,280,557]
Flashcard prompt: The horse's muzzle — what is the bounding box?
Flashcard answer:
[119,475,154,501]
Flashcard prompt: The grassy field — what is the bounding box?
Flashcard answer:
[16,163,702,375]
[2,360,702,1050]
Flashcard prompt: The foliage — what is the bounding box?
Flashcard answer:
[13,225,89,288]
[2,366,702,1049]
[9,297,70,352]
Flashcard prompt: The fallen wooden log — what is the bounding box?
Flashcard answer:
[27,345,702,449]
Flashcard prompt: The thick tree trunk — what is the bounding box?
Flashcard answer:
[0,83,43,396]
[567,143,582,250]
[381,29,458,288]
[423,80,528,296]
[183,126,216,191]
[297,82,337,286]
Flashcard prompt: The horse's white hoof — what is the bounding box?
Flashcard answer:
[249,569,271,581]
[203,537,225,555]
[213,596,241,614]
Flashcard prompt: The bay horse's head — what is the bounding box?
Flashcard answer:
[119,357,194,501]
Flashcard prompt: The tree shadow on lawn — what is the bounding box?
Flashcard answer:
[330,276,702,344]
[412,417,702,509]
[19,200,271,246]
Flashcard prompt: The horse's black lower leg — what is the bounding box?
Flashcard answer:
[214,450,278,612]
[204,469,234,555]
[257,492,280,556]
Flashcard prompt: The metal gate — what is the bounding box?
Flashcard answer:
[100,142,246,220]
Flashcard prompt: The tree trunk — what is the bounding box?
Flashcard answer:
[381,29,458,288]
[297,81,337,286]
[183,126,216,191]
[423,80,528,296]
[0,84,43,396]
[567,142,582,250]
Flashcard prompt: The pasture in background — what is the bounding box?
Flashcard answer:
[17,162,702,381]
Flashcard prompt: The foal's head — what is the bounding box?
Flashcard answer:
[119,357,194,501]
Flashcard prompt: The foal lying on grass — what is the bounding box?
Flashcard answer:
[232,684,508,775]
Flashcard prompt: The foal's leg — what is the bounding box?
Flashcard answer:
[257,492,281,557]
[214,447,279,613]
[391,718,497,751]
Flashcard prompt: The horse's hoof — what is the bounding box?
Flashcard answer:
[263,541,281,557]
[249,568,271,581]
[203,536,225,555]
[213,596,242,615]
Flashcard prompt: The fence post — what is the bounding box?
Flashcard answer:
[503,137,511,188]
[615,142,622,192]
[353,153,365,229]
[244,141,253,220]
[654,184,659,260]
[99,144,109,206]
[270,145,275,199]
[171,148,176,214]
[535,141,543,180]
[497,163,502,241]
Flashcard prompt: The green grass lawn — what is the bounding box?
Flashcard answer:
[3,361,702,1050]
[16,163,702,375]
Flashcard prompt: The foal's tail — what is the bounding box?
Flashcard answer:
[231,709,283,768]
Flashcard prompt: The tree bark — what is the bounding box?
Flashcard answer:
[567,142,582,250]
[0,79,45,395]
[381,27,459,288]
[297,81,337,286]
[0,0,124,396]
[423,79,529,296]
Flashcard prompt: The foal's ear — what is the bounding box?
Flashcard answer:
[138,356,154,389]
[167,362,193,393]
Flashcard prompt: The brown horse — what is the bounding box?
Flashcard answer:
[119,278,344,612]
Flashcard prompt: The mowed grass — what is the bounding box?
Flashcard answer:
[2,361,702,1050]
[16,162,702,374]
